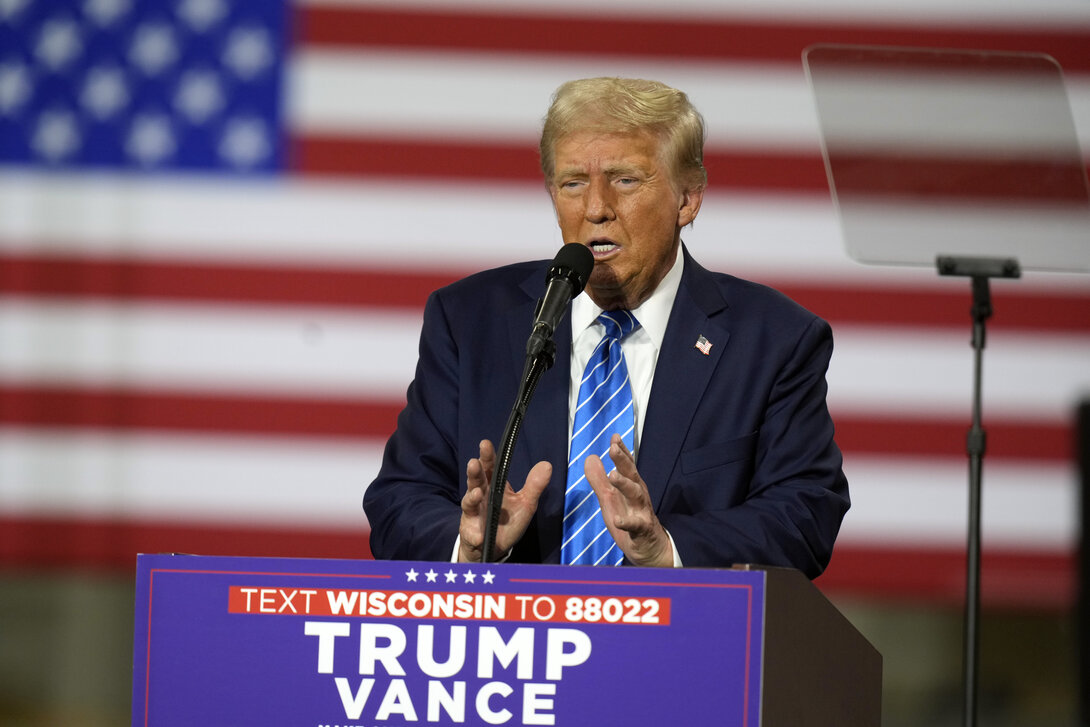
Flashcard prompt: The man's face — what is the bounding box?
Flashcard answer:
[548,129,703,311]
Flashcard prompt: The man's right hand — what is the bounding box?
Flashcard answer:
[458,439,551,563]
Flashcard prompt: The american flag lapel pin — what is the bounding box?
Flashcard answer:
[694,334,712,355]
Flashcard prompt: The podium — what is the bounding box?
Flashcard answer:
[132,554,880,726]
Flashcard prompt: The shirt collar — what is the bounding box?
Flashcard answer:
[570,243,684,350]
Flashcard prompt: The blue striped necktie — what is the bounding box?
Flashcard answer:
[562,310,639,566]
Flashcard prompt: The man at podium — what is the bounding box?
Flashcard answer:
[364,77,849,577]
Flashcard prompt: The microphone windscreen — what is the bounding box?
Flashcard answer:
[548,243,594,296]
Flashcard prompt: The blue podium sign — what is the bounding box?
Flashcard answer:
[132,554,766,726]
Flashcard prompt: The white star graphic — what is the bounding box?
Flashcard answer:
[463,571,477,584]
[405,568,418,582]
[81,65,130,121]
[425,569,438,583]
[444,569,458,583]
[218,116,270,168]
[125,113,175,166]
[35,18,83,71]
[177,0,227,32]
[0,0,30,23]
[129,22,179,76]
[31,110,80,162]
[84,0,131,27]
[174,69,224,125]
[222,25,273,79]
[0,62,31,116]
[482,571,496,585]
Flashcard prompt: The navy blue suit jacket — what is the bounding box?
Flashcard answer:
[363,247,849,577]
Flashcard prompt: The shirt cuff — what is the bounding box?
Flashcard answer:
[451,535,511,564]
[667,529,683,568]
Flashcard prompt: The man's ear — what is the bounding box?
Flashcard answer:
[678,186,704,228]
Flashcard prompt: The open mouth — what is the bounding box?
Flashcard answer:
[587,240,620,256]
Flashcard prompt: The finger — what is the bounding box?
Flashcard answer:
[606,467,642,501]
[465,457,490,521]
[583,454,609,497]
[460,482,484,515]
[609,436,641,482]
[587,455,630,522]
[521,461,553,505]
[466,456,486,489]
[478,439,496,476]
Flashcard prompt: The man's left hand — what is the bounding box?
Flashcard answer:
[584,434,674,568]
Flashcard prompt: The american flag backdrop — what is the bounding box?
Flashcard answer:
[1,0,1088,610]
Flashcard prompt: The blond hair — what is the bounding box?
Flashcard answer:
[539,77,707,192]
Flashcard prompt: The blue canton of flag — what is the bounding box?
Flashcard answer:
[0,0,288,173]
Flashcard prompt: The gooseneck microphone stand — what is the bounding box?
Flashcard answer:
[478,243,592,563]
[480,341,554,564]
[936,255,1021,727]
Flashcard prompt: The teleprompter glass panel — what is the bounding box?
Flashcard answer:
[804,45,1090,272]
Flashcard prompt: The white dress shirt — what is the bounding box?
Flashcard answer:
[567,244,684,456]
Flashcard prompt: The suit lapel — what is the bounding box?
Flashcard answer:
[639,249,730,510]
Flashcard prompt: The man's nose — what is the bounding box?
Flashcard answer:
[584,178,616,222]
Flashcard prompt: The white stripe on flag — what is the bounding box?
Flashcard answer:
[2,302,1086,418]
[837,457,1077,547]
[0,430,384,527]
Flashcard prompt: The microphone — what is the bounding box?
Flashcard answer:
[526,243,594,365]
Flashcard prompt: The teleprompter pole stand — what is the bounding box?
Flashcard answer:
[936,255,1021,727]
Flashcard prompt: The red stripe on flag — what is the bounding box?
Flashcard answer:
[775,280,1090,333]
[828,153,1090,202]
[0,383,1073,461]
[0,384,402,439]
[0,515,371,572]
[833,414,1074,461]
[4,252,1089,333]
[818,542,1076,609]
[0,252,456,309]
[292,135,545,183]
[292,136,833,193]
[297,6,1090,73]
[293,135,1090,204]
